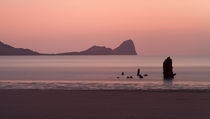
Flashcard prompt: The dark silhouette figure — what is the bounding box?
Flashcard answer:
[121,72,125,76]
[137,68,143,78]
[127,76,130,79]
[163,57,176,79]
[144,74,148,77]
[130,76,133,79]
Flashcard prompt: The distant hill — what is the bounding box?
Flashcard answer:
[0,41,40,55]
[57,39,137,55]
[0,39,137,55]
[112,40,137,55]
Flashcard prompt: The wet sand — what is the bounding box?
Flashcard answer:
[1,90,210,119]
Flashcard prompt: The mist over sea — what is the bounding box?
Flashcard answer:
[0,56,210,90]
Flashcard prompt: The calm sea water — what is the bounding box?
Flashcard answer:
[0,56,210,90]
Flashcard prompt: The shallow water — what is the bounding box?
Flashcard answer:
[0,56,210,90]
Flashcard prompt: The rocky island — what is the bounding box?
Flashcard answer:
[0,39,137,55]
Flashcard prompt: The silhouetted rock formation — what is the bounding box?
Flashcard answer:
[0,41,39,55]
[163,57,176,79]
[137,68,140,76]
[59,46,113,55]
[0,39,137,55]
[137,68,143,78]
[57,39,137,55]
[139,75,143,79]
[112,40,137,55]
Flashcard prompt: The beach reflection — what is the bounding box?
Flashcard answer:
[163,80,173,88]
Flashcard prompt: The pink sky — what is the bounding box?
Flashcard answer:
[0,0,210,56]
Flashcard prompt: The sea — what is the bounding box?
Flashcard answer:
[0,56,210,90]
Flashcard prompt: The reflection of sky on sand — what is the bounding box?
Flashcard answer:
[1,80,210,90]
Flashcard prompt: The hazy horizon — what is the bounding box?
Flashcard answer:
[1,0,210,56]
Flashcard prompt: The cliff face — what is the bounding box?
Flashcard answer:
[0,41,39,55]
[58,39,137,55]
[112,40,137,55]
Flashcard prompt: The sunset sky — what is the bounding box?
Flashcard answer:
[0,0,210,56]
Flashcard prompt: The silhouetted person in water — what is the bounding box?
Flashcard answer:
[137,68,143,78]
[163,57,176,79]
[121,72,124,76]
